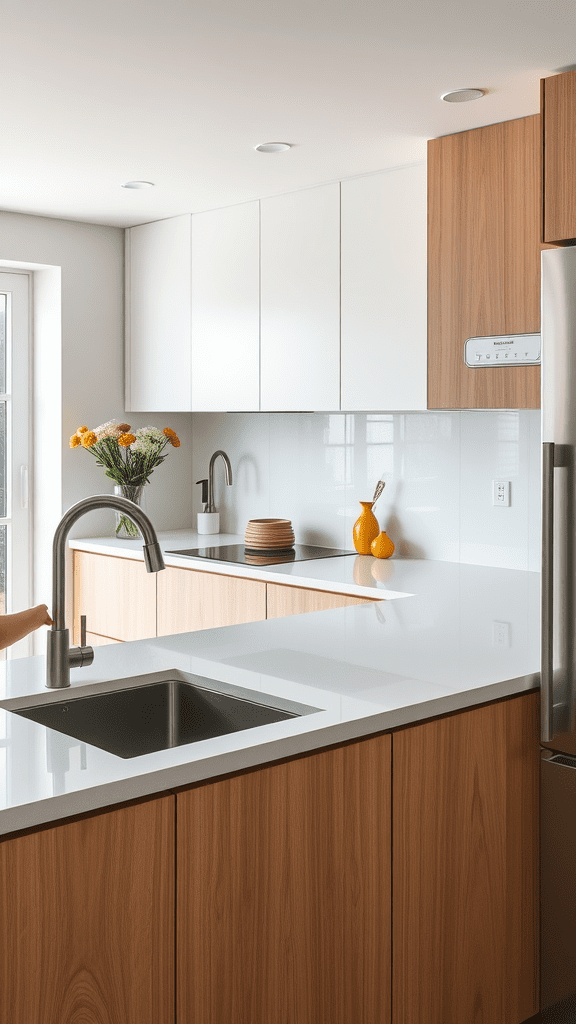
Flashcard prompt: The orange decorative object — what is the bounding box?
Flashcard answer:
[371,531,395,559]
[352,502,380,554]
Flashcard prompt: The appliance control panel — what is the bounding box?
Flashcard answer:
[464,333,541,367]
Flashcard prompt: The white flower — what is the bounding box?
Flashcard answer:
[130,426,165,454]
[94,419,123,440]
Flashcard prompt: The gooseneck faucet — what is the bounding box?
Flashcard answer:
[47,494,165,689]
[206,450,233,513]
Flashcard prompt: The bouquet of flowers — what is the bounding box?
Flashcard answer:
[69,419,180,537]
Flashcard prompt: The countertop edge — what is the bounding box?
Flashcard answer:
[0,669,539,839]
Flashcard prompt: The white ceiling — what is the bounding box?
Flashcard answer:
[2,0,575,228]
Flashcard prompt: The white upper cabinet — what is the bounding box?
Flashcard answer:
[260,184,340,411]
[126,215,192,412]
[340,164,427,411]
[191,202,260,411]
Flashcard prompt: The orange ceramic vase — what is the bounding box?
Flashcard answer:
[353,502,380,554]
[371,531,395,559]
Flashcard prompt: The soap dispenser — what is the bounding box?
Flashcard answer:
[196,478,219,534]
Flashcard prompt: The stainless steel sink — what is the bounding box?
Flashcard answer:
[13,671,316,759]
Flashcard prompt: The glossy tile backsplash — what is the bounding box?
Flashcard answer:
[192,410,541,571]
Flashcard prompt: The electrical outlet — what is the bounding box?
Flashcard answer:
[492,480,511,506]
[492,621,511,647]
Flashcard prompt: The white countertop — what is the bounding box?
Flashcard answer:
[67,530,412,600]
[0,545,541,838]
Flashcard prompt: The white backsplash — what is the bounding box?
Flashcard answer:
[192,410,541,571]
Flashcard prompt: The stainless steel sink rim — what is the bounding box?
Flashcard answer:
[3,668,320,760]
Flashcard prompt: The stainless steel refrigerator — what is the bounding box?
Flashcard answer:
[541,244,576,1022]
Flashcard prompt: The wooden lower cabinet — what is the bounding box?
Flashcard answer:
[393,691,539,1024]
[0,795,175,1024]
[176,734,392,1024]
[0,693,538,1023]
[73,550,157,643]
[72,550,377,642]
[266,581,376,617]
[157,565,267,635]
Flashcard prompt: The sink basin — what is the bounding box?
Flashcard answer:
[13,671,315,759]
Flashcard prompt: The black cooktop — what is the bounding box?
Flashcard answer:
[166,543,356,567]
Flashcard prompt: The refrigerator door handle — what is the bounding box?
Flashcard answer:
[542,442,555,742]
[542,442,571,742]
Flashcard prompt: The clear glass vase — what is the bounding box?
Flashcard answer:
[114,483,146,539]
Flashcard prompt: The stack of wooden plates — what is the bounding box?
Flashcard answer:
[244,518,295,552]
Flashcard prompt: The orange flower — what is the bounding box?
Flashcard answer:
[76,425,89,434]
[167,433,180,447]
[118,433,136,447]
[118,422,131,432]
[163,428,177,438]
[80,431,98,448]
[69,433,81,448]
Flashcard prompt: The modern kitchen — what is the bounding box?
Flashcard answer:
[0,2,574,1022]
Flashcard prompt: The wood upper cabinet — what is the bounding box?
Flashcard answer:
[542,69,576,244]
[0,795,175,1024]
[125,214,192,412]
[191,201,260,411]
[341,164,428,411]
[156,565,266,635]
[73,550,157,643]
[428,115,542,409]
[393,691,539,1024]
[260,183,341,411]
[177,732,392,1024]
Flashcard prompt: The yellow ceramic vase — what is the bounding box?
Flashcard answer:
[371,531,395,559]
[353,502,380,554]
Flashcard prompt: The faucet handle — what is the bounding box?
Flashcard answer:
[80,614,87,648]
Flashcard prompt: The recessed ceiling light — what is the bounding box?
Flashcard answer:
[121,180,155,189]
[441,89,485,103]
[255,142,291,153]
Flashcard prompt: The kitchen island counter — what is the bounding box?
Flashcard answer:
[0,557,540,836]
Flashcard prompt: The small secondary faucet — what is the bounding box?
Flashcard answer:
[206,450,233,513]
[46,493,165,689]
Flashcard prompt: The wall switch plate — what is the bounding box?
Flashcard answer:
[492,621,511,647]
[492,480,511,506]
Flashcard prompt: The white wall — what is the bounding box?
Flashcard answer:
[192,409,541,571]
[0,211,193,613]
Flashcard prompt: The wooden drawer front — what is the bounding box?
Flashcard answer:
[85,631,122,647]
[73,550,157,642]
[157,565,266,636]
[177,733,392,1024]
[392,692,539,1024]
[0,796,175,1024]
[266,582,376,618]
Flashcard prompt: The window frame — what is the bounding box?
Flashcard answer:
[0,271,32,658]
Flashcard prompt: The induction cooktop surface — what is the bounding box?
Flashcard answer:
[166,543,356,567]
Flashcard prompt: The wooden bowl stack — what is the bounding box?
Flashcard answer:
[244,518,295,552]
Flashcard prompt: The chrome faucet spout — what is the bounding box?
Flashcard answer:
[47,493,166,688]
[206,450,233,513]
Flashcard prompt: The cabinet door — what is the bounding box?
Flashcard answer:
[393,692,539,1024]
[0,796,175,1024]
[341,165,427,411]
[191,201,260,410]
[177,733,391,1024]
[261,184,340,411]
[157,565,266,635]
[428,115,541,409]
[542,69,576,244]
[267,581,376,618]
[126,214,192,411]
[73,550,157,642]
